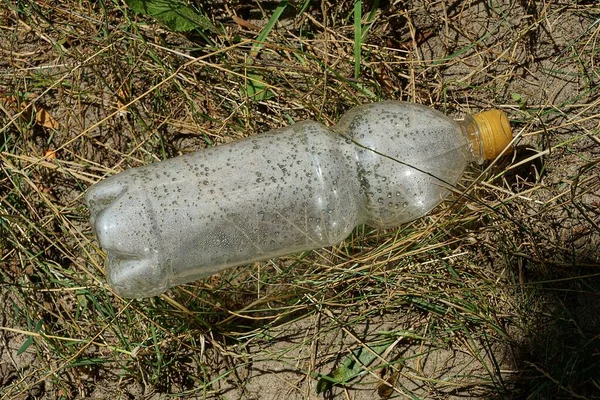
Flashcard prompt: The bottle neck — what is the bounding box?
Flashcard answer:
[457,115,485,165]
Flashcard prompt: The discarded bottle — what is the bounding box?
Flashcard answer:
[85,101,512,298]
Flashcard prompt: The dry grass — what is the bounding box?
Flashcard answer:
[1,0,599,399]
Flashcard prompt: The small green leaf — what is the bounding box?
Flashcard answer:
[511,92,527,109]
[124,0,218,33]
[17,318,43,356]
[316,339,393,393]
[17,336,34,356]
[243,74,275,101]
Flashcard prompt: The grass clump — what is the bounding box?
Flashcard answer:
[1,1,599,399]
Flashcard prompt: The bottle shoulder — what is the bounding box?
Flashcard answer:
[334,101,471,227]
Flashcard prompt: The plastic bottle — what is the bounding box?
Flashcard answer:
[85,101,512,298]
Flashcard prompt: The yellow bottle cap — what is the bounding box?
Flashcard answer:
[472,109,513,160]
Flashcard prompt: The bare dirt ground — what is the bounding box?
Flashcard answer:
[1,1,599,399]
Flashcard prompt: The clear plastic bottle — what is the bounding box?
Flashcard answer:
[85,101,512,298]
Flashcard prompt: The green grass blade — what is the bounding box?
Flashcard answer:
[17,318,43,356]
[361,0,379,42]
[354,0,362,79]
[251,0,289,58]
